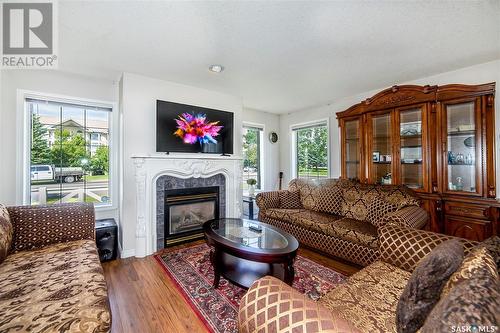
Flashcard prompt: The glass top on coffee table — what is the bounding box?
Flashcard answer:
[209,218,288,250]
[203,218,299,288]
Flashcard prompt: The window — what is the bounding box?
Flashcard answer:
[90,132,100,141]
[293,121,329,179]
[242,125,263,190]
[27,98,112,206]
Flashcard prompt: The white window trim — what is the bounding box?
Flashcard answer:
[16,89,119,212]
[290,118,331,179]
[242,121,265,192]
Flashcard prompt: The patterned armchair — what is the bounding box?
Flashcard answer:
[239,225,497,333]
[256,178,428,266]
[0,203,111,333]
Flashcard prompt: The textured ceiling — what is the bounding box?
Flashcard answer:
[58,1,500,113]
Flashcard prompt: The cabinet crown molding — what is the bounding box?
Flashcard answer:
[336,83,496,119]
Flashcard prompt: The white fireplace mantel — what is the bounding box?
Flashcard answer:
[131,154,243,257]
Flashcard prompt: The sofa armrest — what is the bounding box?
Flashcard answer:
[382,205,429,229]
[238,276,361,333]
[379,224,477,272]
[7,203,95,253]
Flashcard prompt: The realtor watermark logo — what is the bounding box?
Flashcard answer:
[1,1,58,68]
[451,325,498,333]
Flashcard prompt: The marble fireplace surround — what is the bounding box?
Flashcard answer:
[131,154,243,257]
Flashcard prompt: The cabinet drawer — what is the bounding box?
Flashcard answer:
[444,215,491,242]
[444,202,490,220]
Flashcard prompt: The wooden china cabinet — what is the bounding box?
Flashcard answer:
[337,83,499,241]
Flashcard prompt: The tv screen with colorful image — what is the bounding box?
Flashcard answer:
[156,100,234,154]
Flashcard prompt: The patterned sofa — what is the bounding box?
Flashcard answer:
[239,225,499,333]
[256,178,428,266]
[0,203,111,333]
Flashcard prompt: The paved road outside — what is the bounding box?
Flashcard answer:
[30,179,109,204]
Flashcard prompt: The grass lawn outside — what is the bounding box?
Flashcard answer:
[298,167,328,178]
[47,196,101,204]
[83,174,109,182]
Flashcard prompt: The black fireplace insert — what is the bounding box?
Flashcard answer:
[164,186,219,247]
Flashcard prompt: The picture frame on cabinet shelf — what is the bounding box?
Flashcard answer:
[372,151,380,162]
[401,147,422,160]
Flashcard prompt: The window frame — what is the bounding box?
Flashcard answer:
[291,118,331,180]
[242,122,265,191]
[16,90,118,212]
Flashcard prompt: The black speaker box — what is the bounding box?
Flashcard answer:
[95,218,118,262]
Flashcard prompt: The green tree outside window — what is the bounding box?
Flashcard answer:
[296,125,328,178]
[242,127,261,190]
[30,114,51,165]
[50,129,89,167]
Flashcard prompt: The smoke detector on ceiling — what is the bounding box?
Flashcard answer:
[209,65,224,73]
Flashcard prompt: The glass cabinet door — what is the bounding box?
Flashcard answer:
[344,119,360,180]
[370,113,392,185]
[399,107,424,190]
[445,100,480,194]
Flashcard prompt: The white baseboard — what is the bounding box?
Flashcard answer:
[120,248,136,258]
[118,241,135,258]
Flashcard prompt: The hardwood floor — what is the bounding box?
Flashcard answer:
[102,241,359,333]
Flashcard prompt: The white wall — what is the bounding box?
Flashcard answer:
[279,59,500,195]
[120,73,243,256]
[0,70,118,208]
[242,108,281,191]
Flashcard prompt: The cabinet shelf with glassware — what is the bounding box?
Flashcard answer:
[337,83,499,241]
[339,116,364,181]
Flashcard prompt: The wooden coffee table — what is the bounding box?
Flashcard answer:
[203,218,299,289]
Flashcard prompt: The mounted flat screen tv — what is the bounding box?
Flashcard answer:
[156,100,234,154]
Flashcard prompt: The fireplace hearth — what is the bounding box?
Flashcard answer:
[164,186,219,247]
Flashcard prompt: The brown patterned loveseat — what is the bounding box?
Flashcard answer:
[0,203,111,333]
[239,225,499,333]
[256,178,428,266]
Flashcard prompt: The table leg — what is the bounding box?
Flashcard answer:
[249,200,254,220]
[210,248,221,288]
[284,257,295,286]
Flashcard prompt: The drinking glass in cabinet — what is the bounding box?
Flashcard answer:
[446,101,476,192]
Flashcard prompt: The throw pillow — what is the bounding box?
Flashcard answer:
[441,245,498,297]
[314,186,344,215]
[340,186,371,221]
[296,180,319,210]
[279,190,302,209]
[396,239,464,333]
[481,236,500,271]
[420,259,500,333]
[384,186,421,209]
[365,195,399,227]
[0,204,13,264]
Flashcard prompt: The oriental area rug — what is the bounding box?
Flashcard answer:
[154,243,347,333]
